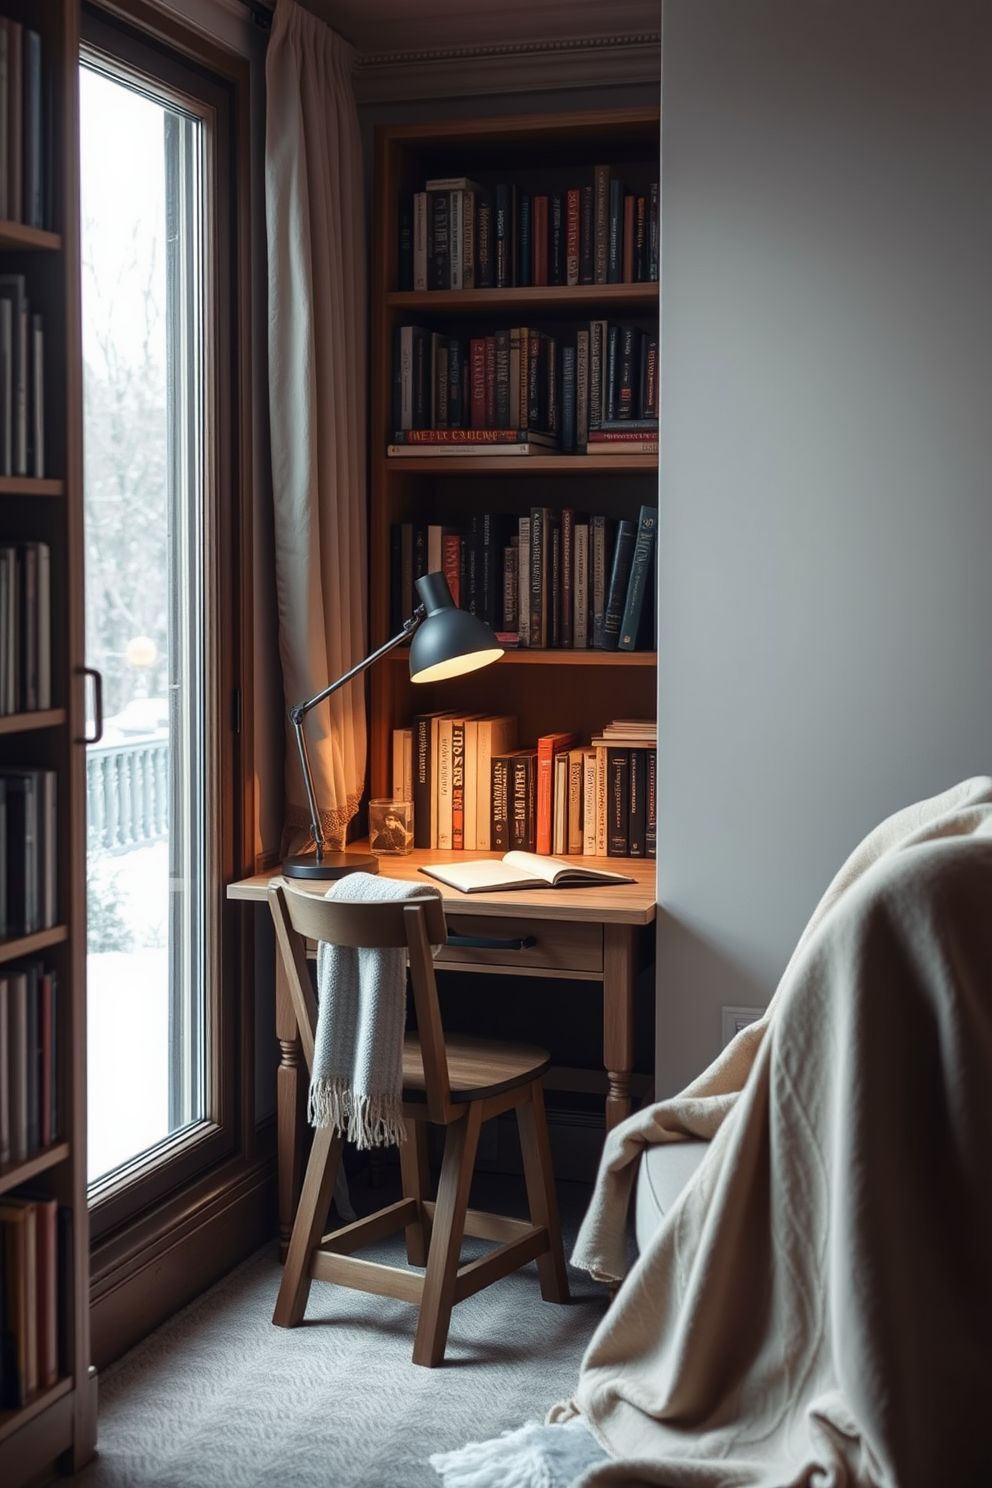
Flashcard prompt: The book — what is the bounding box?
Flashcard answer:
[510,748,538,851]
[600,519,638,650]
[536,731,578,856]
[23,30,43,231]
[490,749,515,852]
[606,748,630,856]
[618,505,658,650]
[419,850,635,894]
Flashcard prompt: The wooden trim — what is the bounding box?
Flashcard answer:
[89,1134,277,1368]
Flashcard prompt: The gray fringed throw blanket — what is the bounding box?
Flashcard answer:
[310,871,441,1150]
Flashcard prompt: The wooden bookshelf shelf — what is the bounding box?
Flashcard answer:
[386,648,656,669]
[0,477,65,497]
[0,1379,73,1444]
[385,453,657,473]
[0,707,67,734]
[0,220,62,252]
[0,1142,71,1198]
[386,282,659,314]
[0,924,69,963]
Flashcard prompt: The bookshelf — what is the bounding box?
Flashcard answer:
[370,108,660,840]
[0,2,97,1481]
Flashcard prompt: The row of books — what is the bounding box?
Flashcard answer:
[0,17,46,231]
[0,541,51,714]
[393,716,657,860]
[0,958,58,1168]
[0,768,57,938]
[0,1187,66,1407]
[390,320,658,456]
[390,505,658,652]
[0,273,45,477]
[399,167,659,292]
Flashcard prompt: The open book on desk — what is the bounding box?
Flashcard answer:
[419,851,636,894]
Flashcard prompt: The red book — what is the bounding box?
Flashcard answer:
[535,731,578,856]
[469,337,486,428]
[532,195,548,286]
[622,194,635,283]
[484,335,497,428]
[565,188,581,286]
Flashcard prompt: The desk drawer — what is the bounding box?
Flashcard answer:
[438,914,603,975]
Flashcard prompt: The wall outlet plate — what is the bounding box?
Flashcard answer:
[721,1005,765,1048]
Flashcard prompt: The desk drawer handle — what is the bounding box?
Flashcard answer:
[446,933,538,952]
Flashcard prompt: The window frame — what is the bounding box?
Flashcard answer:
[81,0,255,1246]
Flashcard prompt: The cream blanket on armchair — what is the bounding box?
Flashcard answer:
[553,776,992,1488]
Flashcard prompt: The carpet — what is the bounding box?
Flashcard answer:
[71,1172,613,1488]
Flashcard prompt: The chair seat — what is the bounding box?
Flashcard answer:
[403,1032,551,1103]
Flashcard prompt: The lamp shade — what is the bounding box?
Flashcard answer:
[409,572,504,683]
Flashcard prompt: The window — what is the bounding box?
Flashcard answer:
[80,4,248,1237]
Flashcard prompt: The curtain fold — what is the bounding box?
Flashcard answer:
[264,0,367,854]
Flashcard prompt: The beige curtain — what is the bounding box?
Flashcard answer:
[264,0,367,855]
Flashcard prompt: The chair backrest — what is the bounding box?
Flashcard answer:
[266,878,456,1122]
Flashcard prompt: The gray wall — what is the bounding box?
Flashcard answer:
[656,0,992,1094]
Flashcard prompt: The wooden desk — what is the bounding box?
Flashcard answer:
[228,850,656,1251]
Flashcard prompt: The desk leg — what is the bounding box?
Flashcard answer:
[276,949,305,1261]
[603,923,636,1133]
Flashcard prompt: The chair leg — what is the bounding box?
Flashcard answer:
[273,1123,344,1328]
[412,1105,482,1367]
[517,1082,570,1303]
[398,1116,432,1267]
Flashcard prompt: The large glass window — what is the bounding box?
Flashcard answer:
[80,14,242,1217]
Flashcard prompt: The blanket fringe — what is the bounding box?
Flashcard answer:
[309,1078,406,1151]
[429,1419,606,1488]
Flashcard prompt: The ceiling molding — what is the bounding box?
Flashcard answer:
[352,31,661,103]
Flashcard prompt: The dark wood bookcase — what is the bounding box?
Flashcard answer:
[370,108,661,829]
[0,2,96,1480]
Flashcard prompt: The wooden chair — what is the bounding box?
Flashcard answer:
[267,877,570,1367]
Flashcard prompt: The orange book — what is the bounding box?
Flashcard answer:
[535,731,578,857]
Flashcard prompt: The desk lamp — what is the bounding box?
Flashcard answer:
[282,571,504,879]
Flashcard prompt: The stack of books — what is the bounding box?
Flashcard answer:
[394,717,657,862]
[0,957,58,1167]
[389,319,657,456]
[390,505,658,652]
[398,166,659,292]
[0,1182,64,1406]
[0,18,47,231]
[0,766,57,935]
[0,540,51,712]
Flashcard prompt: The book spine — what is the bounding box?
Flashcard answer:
[494,182,515,288]
[502,540,518,631]
[529,506,548,648]
[595,745,609,856]
[616,324,637,420]
[628,747,646,857]
[469,337,486,429]
[634,193,647,283]
[429,189,450,290]
[447,336,464,428]
[588,319,606,430]
[7,19,22,224]
[435,341,449,428]
[494,329,511,428]
[475,189,494,288]
[590,514,610,647]
[579,183,594,284]
[413,191,428,290]
[532,194,548,287]
[449,189,463,290]
[582,747,598,855]
[573,521,589,649]
[549,520,561,648]
[517,515,530,646]
[618,505,658,650]
[601,519,638,650]
[604,324,620,423]
[560,342,576,455]
[567,749,584,855]
[412,715,433,849]
[622,192,635,284]
[463,189,475,289]
[645,747,657,859]
[553,752,569,855]
[648,181,660,281]
[607,748,630,856]
[517,193,532,287]
[536,733,576,856]
[566,187,581,287]
[511,752,536,852]
[450,717,465,850]
[0,21,8,223]
[607,178,623,284]
[593,165,609,285]
[484,334,496,429]
[640,333,659,420]
[560,508,575,648]
[23,31,42,231]
[491,753,512,852]
[576,328,590,452]
[442,532,461,608]
[462,717,479,849]
[549,190,565,285]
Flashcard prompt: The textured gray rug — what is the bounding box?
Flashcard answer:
[72,1173,612,1488]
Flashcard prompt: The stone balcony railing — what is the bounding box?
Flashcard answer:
[87,734,169,853]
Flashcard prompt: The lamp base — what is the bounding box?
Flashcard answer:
[281,851,378,880]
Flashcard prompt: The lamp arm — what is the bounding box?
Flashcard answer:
[288,606,426,857]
